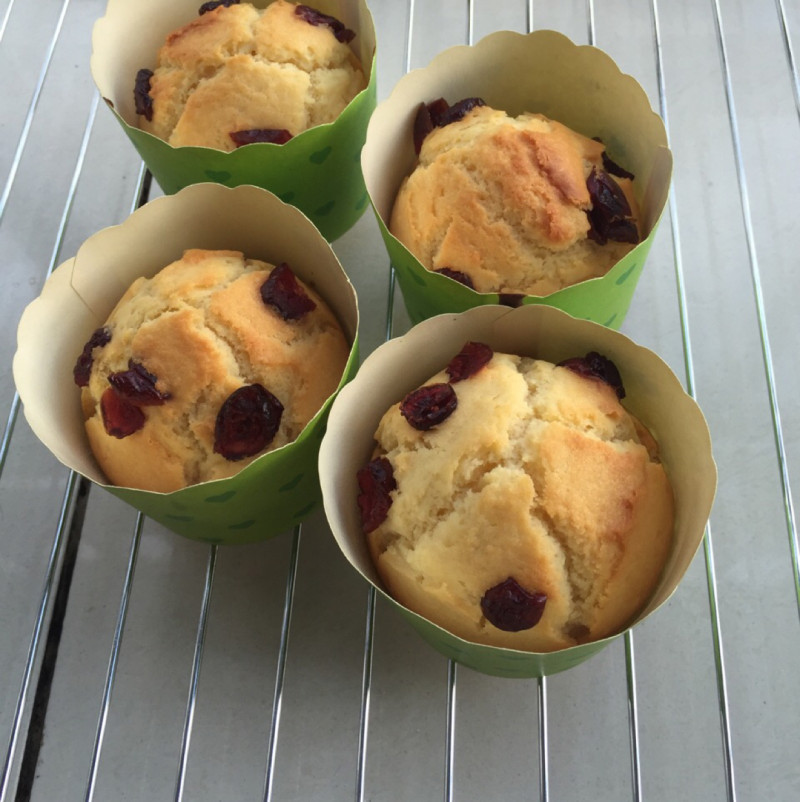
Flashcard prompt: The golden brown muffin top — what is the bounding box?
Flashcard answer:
[80,248,349,491]
[363,347,673,652]
[390,105,639,295]
[139,0,365,150]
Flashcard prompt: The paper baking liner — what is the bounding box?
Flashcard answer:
[91,0,377,242]
[14,184,359,544]
[361,29,672,327]
[319,305,715,678]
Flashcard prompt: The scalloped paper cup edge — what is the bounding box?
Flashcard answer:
[320,305,716,677]
[361,29,673,325]
[14,183,359,543]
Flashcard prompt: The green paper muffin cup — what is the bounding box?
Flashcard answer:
[361,29,673,327]
[319,305,715,678]
[91,0,377,242]
[14,184,359,544]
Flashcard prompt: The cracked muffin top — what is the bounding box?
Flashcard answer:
[390,102,640,296]
[358,343,674,652]
[75,248,349,492]
[135,0,366,151]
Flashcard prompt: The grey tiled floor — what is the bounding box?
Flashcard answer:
[2,1,799,800]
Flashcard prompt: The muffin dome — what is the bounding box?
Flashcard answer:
[359,344,674,652]
[76,248,349,492]
[137,0,366,150]
[390,102,640,296]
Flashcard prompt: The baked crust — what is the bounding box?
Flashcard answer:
[366,352,673,652]
[81,248,349,491]
[389,106,639,295]
[141,0,366,150]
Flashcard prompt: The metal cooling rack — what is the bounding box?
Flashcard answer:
[2,1,799,800]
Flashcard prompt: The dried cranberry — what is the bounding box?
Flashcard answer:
[73,326,112,387]
[213,384,283,461]
[592,138,636,181]
[74,355,92,388]
[498,293,525,308]
[434,267,474,289]
[446,342,493,383]
[356,456,397,533]
[198,0,240,14]
[229,128,293,147]
[260,262,316,321]
[601,151,635,180]
[435,97,485,127]
[480,577,547,632]
[558,351,626,399]
[597,217,639,244]
[586,167,639,245]
[413,97,485,151]
[400,383,457,431]
[134,69,154,122]
[295,4,355,43]
[423,97,450,127]
[108,360,170,406]
[587,166,630,216]
[101,388,145,439]
[413,103,434,154]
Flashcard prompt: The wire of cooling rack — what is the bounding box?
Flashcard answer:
[0,473,80,802]
[0,0,70,222]
[175,546,218,801]
[649,1,737,798]
[0,75,105,801]
[84,513,143,801]
[263,526,303,802]
[710,0,800,614]
[775,0,800,120]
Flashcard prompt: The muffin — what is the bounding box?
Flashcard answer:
[74,248,350,493]
[357,342,674,653]
[389,100,640,297]
[135,0,367,151]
